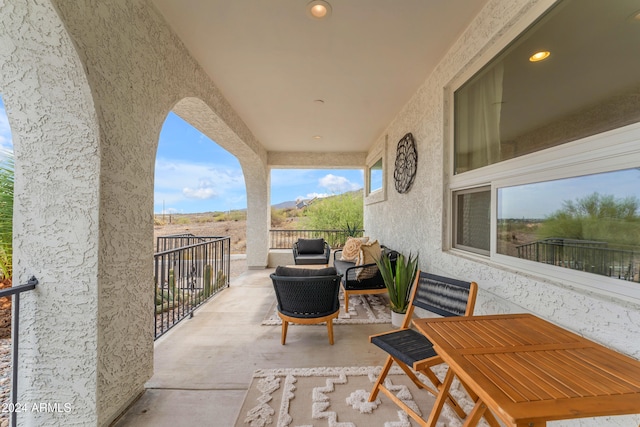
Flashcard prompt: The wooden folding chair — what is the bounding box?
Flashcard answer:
[368,271,499,426]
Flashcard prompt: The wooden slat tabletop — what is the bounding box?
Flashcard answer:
[415,314,640,426]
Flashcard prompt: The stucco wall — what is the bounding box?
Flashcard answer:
[364,1,640,425]
[2,0,269,425]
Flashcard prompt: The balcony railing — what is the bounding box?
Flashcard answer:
[156,234,225,253]
[154,236,230,339]
[0,276,38,427]
[516,238,639,281]
[269,229,365,250]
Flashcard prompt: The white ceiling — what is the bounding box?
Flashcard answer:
[151,0,489,153]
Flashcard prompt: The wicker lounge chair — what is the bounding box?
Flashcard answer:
[269,266,341,345]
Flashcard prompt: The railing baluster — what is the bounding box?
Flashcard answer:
[268,229,365,249]
[515,238,639,282]
[0,276,39,427]
[154,236,231,339]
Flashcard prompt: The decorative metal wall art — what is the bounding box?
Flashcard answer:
[393,132,417,193]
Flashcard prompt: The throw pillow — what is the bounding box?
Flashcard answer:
[356,240,381,280]
[341,237,365,262]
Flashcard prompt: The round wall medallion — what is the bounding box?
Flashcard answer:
[394,132,417,194]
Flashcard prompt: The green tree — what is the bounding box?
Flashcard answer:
[0,149,13,280]
[302,192,363,232]
[538,192,640,248]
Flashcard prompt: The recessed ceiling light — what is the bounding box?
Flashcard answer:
[529,51,551,62]
[628,10,640,22]
[312,135,322,140]
[307,0,332,20]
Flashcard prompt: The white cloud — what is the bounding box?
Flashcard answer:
[183,179,218,200]
[318,174,361,193]
[155,159,244,189]
[299,192,329,200]
[154,158,245,206]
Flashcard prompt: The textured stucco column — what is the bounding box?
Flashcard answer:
[244,165,270,269]
[0,1,103,425]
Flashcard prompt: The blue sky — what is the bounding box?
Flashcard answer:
[0,99,11,152]
[155,112,364,213]
[498,168,640,219]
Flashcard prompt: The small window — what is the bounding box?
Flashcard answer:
[368,158,383,194]
[365,139,386,205]
[453,187,490,255]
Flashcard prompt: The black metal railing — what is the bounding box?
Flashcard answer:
[269,229,365,249]
[156,234,226,253]
[154,237,230,339]
[0,276,38,427]
[516,238,639,281]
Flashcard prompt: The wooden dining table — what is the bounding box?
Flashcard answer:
[414,313,640,427]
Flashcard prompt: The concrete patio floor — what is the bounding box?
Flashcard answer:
[113,268,392,426]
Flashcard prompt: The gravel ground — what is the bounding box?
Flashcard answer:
[0,257,247,426]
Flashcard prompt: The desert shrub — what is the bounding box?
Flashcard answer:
[538,193,640,248]
[271,208,287,227]
[175,216,191,225]
[301,192,363,231]
[215,210,246,222]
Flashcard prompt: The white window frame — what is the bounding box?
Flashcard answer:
[448,120,640,303]
[452,185,491,256]
[365,136,387,205]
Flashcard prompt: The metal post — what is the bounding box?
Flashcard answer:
[11,291,19,427]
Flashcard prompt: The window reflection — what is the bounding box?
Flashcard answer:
[369,158,383,193]
[454,0,640,174]
[497,169,640,282]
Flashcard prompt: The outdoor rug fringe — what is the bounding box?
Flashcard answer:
[234,365,486,427]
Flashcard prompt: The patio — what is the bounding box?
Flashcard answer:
[2,1,640,425]
[113,268,392,426]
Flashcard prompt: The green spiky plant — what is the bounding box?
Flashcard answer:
[0,149,13,282]
[376,252,418,314]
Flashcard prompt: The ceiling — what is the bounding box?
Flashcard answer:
[150,0,489,153]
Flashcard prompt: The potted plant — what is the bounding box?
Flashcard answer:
[376,251,418,326]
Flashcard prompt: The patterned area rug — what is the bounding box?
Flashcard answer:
[261,294,391,326]
[234,365,481,427]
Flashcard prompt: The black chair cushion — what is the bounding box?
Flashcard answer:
[275,266,337,277]
[296,238,325,254]
[371,329,437,367]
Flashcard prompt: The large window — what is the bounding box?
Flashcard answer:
[454,0,640,174]
[450,0,640,300]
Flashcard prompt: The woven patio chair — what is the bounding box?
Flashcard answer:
[292,238,331,265]
[368,271,498,426]
[270,266,341,345]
